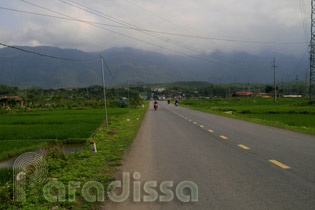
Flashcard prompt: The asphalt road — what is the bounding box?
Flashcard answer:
[104,101,315,210]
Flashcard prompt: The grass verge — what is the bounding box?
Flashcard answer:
[180,98,315,135]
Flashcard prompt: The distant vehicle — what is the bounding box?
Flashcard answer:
[167,99,170,104]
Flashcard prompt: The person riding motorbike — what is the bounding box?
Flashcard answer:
[175,100,178,106]
[154,101,158,110]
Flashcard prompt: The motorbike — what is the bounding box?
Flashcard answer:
[154,103,158,110]
[175,102,178,106]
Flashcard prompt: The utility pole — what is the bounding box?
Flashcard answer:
[309,0,315,101]
[272,57,277,103]
[228,85,231,98]
[305,68,308,87]
[296,75,299,97]
[127,80,130,112]
[86,86,89,100]
[100,55,108,129]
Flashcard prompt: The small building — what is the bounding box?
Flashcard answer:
[0,96,23,103]
[234,91,270,98]
[152,88,165,92]
[234,91,254,97]
[256,92,269,98]
[0,96,23,107]
[283,95,302,98]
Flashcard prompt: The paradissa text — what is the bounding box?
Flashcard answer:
[43,172,198,203]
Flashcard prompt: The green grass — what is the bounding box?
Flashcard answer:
[0,168,12,186]
[0,108,129,160]
[180,98,315,135]
[0,103,148,209]
[0,140,48,160]
[0,108,128,140]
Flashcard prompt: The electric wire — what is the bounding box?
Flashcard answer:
[0,6,306,45]
[299,0,309,43]
[18,0,228,65]
[59,0,308,70]
[292,46,309,77]
[103,57,118,84]
[125,0,196,36]
[124,0,306,62]
[2,1,307,73]
[0,42,98,62]
[57,0,233,63]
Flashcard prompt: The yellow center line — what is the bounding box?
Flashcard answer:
[238,144,250,150]
[200,125,205,128]
[188,119,192,122]
[185,118,188,120]
[220,135,228,140]
[208,129,214,133]
[193,122,197,124]
[269,160,291,169]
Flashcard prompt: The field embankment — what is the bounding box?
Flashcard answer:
[180,98,315,135]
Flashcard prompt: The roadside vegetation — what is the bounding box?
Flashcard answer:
[0,84,150,161]
[0,103,148,209]
[180,98,315,135]
[0,83,149,209]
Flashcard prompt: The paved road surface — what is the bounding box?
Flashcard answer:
[104,101,315,210]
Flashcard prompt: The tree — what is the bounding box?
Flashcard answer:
[265,85,274,93]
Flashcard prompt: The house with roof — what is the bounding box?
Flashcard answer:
[0,96,23,107]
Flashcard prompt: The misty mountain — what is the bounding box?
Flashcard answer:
[0,46,308,88]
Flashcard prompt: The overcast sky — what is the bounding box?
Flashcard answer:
[0,0,311,56]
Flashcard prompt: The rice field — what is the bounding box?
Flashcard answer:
[0,108,128,160]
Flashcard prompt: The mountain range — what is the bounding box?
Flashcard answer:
[0,46,308,88]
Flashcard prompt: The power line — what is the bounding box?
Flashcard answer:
[18,0,228,65]
[272,57,277,103]
[102,57,118,84]
[299,0,309,43]
[57,0,314,72]
[292,46,309,77]
[8,0,306,69]
[124,0,306,46]
[0,42,97,62]
[309,0,315,101]
[124,0,241,54]
[0,6,237,66]
[3,3,305,71]
[4,1,305,72]
[125,0,197,36]
[56,0,301,69]
[0,6,306,45]
[57,0,233,63]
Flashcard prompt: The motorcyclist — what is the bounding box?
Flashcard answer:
[154,101,158,110]
[175,100,178,106]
